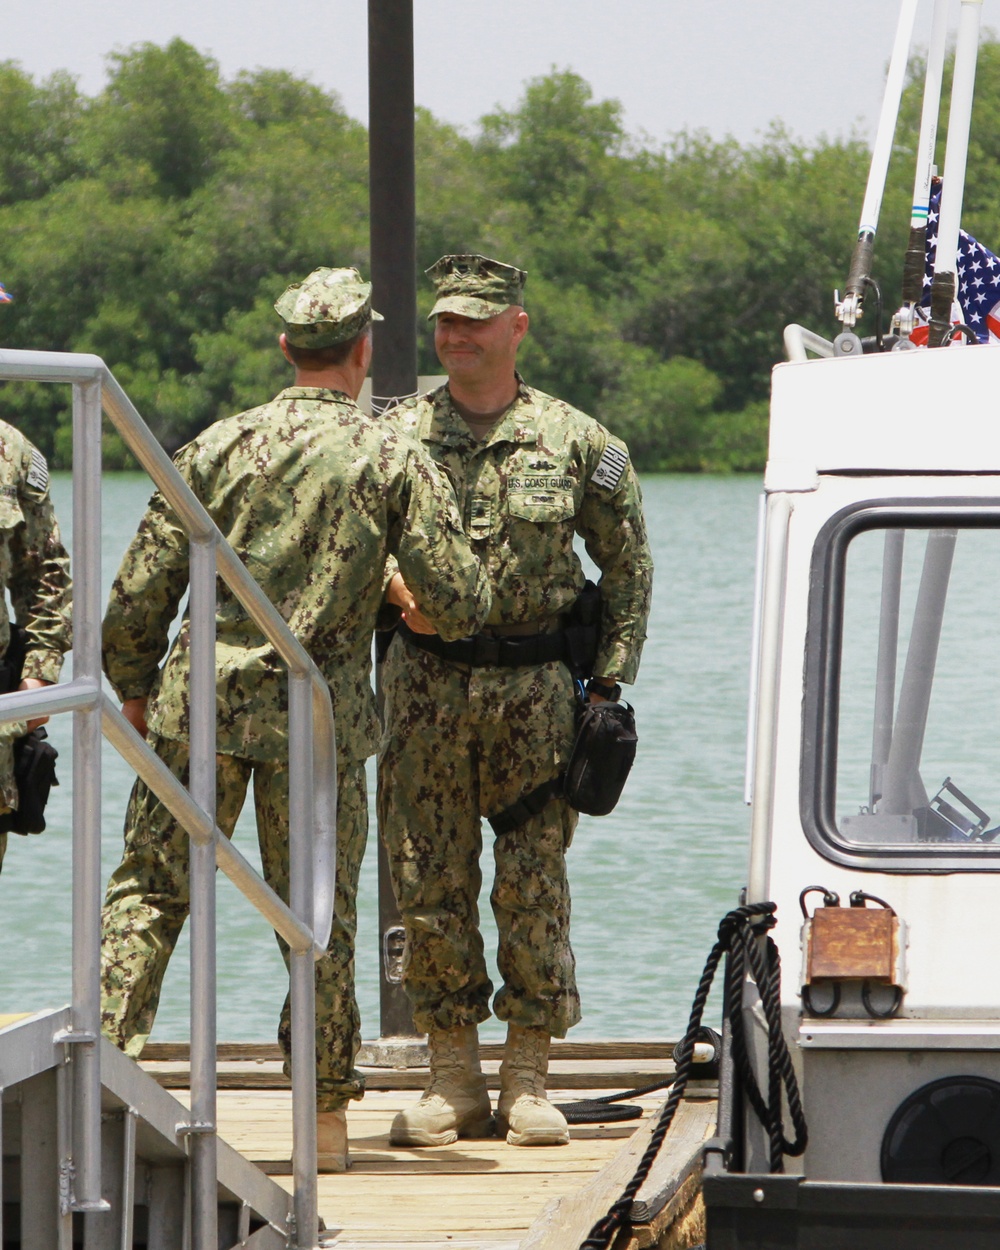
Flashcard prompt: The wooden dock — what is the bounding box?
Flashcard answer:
[142,1042,715,1249]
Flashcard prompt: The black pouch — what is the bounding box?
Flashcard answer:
[563,700,637,817]
[562,580,601,679]
[0,727,59,836]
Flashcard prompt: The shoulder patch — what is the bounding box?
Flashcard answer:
[26,448,49,492]
[591,442,628,491]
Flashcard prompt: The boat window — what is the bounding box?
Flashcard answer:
[804,505,1000,870]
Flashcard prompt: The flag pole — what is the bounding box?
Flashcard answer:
[835,0,920,341]
[929,0,984,347]
[892,0,949,338]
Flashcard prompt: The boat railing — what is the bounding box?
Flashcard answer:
[784,324,835,362]
[0,348,336,1250]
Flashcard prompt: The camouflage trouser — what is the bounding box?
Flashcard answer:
[378,634,581,1037]
[100,733,368,1110]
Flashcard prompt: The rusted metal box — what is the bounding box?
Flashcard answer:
[805,906,898,983]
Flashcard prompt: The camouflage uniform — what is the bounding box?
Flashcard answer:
[379,370,652,1037]
[0,421,72,870]
[100,269,490,1110]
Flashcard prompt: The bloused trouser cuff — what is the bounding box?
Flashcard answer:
[378,636,582,1038]
[99,733,368,1110]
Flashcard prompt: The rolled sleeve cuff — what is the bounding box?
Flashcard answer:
[22,649,66,684]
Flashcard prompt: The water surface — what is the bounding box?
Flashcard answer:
[0,472,760,1043]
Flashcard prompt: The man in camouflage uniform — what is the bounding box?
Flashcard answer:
[380,255,652,1147]
[99,267,490,1171]
[0,421,72,870]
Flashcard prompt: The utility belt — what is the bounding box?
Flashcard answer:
[397,579,602,673]
[397,617,567,669]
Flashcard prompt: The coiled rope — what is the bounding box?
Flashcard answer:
[578,901,807,1250]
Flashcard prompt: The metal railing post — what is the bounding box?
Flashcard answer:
[71,376,107,1211]
[188,536,219,1250]
[289,671,319,1248]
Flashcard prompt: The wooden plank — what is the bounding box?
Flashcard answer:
[140,1040,679,1063]
[143,1060,688,1096]
[624,1172,705,1250]
[518,1109,662,1250]
[628,1100,716,1222]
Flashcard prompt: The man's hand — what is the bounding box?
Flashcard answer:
[387,573,437,635]
[122,696,150,739]
[18,677,51,732]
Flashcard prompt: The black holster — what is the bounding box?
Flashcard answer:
[0,626,28,696]
[562,580,601,680]
[0,727,59,836]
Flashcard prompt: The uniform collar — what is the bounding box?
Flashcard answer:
[277,386,354,404]
[426,373,538,447]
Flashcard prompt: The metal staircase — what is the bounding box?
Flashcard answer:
[2,1010,291,1248]
[0,349,341,1248]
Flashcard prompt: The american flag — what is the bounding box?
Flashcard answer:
[918,188,1000,344]
[0,283,12,305]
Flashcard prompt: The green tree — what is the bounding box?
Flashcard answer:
[81,39,237,199]
[0,63,82,205]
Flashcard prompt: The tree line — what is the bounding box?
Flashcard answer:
[2,38,999,472]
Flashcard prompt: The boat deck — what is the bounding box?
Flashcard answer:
[142,1041,716,1249]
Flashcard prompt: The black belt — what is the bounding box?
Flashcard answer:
[398,620,567,668]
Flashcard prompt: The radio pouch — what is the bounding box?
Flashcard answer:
[563,700,637,817]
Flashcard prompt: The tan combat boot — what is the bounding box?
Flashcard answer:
[316,1108,349,1172]
[389,1024,493,1147]
[497,1024,570,1147]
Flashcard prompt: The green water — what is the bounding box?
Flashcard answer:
[0,472,760,1044]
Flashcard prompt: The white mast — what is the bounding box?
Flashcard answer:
[929,0,984,347]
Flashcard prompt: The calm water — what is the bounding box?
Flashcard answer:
[0,472,761,1044]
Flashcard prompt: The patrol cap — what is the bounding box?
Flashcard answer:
[274,266,383,349]
[426,254,527,320]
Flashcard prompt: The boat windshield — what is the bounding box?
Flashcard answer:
[806,507,1000,867]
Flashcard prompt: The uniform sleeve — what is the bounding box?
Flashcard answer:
[101,464,192,702]
[392,444,491,641]
[576,431,653,685]
[9,447,72,683]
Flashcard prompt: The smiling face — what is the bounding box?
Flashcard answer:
[434,306,529,386]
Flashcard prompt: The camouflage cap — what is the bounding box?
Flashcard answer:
[426,254,527,320]
[275,267,383,349]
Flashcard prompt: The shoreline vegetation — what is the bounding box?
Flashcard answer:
[2,38,997,473]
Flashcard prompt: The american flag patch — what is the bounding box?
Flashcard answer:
[592,442,628,491]
[26,448,49,491]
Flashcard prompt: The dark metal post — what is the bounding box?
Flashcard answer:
[368,0,418,412]
[369,0,420,1040]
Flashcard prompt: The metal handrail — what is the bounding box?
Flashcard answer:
[783,324,835,362]
[0,348,336,1249]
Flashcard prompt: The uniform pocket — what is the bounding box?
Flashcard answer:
[507,491,576,523]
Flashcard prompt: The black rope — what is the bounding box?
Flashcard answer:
[577,902,807,1250]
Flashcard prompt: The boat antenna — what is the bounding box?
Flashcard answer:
[928,0,984,347]
[892,0,950,342]
[834,0,920,356]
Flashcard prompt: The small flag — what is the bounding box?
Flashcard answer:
[0,283,12,305]
[917,188,1000,345]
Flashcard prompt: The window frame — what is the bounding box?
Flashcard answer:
[801,496,1000,872]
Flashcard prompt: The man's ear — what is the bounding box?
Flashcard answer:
[279,333,294,364]
[511,308,529,349]
[356,328,374,372]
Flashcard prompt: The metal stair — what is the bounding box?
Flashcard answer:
[1,1007,293,1248]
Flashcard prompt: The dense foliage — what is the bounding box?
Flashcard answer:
[2,39,995,471]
